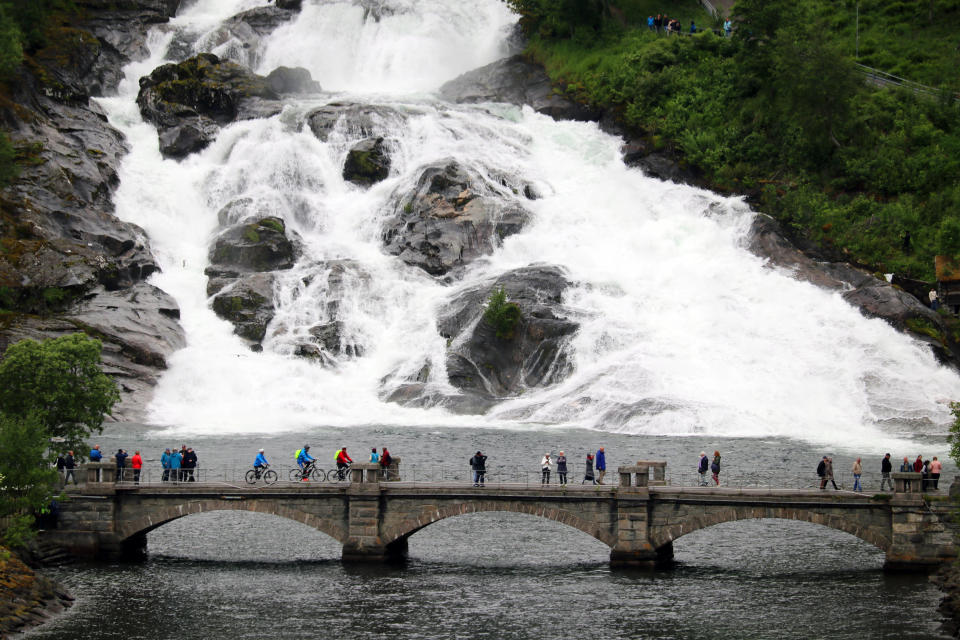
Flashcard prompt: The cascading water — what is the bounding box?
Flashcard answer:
[96,0,959,450]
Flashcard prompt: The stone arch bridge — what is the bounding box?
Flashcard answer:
[42,465,956,571]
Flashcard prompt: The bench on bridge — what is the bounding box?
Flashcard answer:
[619,461,667,488]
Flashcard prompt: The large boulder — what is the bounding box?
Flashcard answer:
[384,265,578,413]
[305,102,414,142]
[266,66,321,94]
[438,55,601,122]
[342,137,390,186]
[136,53,286,158]
[210,273,276,344]
[206,217,301,347]
[381,160,531,276]
[208,217,302,273]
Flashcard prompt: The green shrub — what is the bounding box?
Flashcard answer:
[483,287,523,340]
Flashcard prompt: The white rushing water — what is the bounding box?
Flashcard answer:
[95,0,958,451]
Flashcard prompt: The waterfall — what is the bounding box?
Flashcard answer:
[95,0,959,451]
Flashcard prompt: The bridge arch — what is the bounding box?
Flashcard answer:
[380,501,617,548]
[115,499,348,544]
[647,505,891,552]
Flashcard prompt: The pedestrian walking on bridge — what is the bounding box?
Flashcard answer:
[470,451,487,487]
[596,447,606,484]
[541,453,552,485]
[851,457,862,492]
[880,453,893,491]
[556,451,568,485]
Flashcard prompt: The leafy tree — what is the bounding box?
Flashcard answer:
[0,6,22,80]
[0,412,59,547]
[0,333,119,454]
[949,402,960,469]
[483,287,523,340]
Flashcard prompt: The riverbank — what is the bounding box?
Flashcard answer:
[0,546,73,637]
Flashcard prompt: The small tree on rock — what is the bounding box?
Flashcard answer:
[483,287,523,340]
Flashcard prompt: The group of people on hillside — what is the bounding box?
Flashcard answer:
[646,14,733,37]
[820,453,943,492]
[647,14,693,35]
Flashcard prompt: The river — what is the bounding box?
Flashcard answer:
[23,0,960,636]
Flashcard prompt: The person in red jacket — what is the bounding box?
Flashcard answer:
[335,447,353,480]
[913,455,924,472]
[131,450,143,485]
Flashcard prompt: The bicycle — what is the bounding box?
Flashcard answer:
[289,463,325,482]
[328,464,352,482]
[245,465,278,485]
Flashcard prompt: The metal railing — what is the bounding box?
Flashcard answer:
[855,63,960,102]
[96,466,950,493]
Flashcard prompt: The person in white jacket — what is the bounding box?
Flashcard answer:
[541,453,552,485]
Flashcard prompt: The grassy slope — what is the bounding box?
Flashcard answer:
[525,0,960,282]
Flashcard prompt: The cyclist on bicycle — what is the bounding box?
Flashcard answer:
[335,446,353,480]
[297,445,316,481]
[253,449,268,479]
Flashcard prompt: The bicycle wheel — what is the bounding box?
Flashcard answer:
[289,468,300,482]
[244,469,257,484]
[330,468,345,482]
[263,469,278,485]
[310,467,326,482]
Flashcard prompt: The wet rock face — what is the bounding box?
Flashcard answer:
[381,160,531,276]
[439,55,602,122]
[206,218,301,348]
[385,265,579,414]
[210,273,277,344]
[343,137,391,186]
[0,0,188,422]
[208,217,302,273]
[136,53,286,157]
[748,214,960,365]
[266,66,321,94]
[305,102,410,142]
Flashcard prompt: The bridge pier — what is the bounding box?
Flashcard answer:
[883,495,957,572]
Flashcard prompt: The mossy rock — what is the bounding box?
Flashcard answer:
[208,217,299,272]
[343,137,391,187]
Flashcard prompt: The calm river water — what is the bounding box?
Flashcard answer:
[21,424,954,639]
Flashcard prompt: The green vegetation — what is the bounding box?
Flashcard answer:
[949,402,960,468]
[0,413,59,547]
[519,0,960,281]
[0,333,117,546]
[259,218,284,234]
[0,0,74,189]
[0,333,119,453]
[484,287,523,340]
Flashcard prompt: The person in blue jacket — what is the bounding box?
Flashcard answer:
[161,448,172,482]
[369,448,379,464]
[252,449,269,479]
[647,15,655,32]
[297,445,316,481]
[169,447,182,482]
[89,445,102,462]
[595,447,607,484]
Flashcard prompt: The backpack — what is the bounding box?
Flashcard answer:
[816,460,825,477]
[295,448,302,461]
